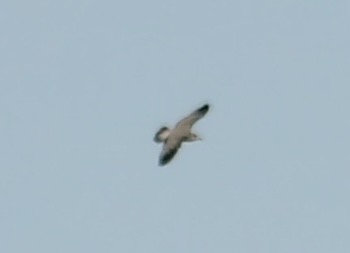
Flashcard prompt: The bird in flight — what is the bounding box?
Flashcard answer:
[154,104,210,166]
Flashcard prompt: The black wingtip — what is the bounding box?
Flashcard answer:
[158,147,178,166]
[159,154,171,166]
[158,158,169,166]
[198,104,209,113]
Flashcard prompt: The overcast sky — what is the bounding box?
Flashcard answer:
[1,0,349,252]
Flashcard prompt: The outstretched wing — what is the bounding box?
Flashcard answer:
[159,138,182,166]
[175,104,209,131]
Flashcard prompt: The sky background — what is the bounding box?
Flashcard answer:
[1,0,349,252]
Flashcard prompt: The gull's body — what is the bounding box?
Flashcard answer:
[154,104,209,166]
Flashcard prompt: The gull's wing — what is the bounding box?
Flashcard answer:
[175,104,209,131]
[159,137,182,166]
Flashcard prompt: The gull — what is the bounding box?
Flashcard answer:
[154,104,210,166]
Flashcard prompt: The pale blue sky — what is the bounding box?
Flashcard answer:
[1,0,349,252]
